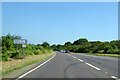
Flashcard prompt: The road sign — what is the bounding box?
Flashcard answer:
[13,39,27,44]
[22,44,26,48]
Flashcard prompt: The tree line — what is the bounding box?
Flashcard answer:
[51,38,120,54]
[1,34,120,61]
[1,34,51,61]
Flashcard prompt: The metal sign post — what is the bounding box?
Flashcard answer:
[13,39,27,59]
[22,44,26,58]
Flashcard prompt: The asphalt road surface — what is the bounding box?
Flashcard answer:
[17,51,119,80]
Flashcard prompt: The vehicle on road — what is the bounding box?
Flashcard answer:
[59,50,61,52]
[65,50,70,53]
[59,50,69,53]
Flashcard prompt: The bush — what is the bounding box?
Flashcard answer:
[13,52,22,59]
[39,46,45,54]
[25,50,34,56]
[107,50,119,54]
[26,52,34,55]
[98,50,104,53]
[2,53,9,61]
[34,50,40,55]
[2,46,7,54]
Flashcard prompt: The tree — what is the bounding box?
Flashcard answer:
[51,44,57,50]
[2,33,14,50]
[103,45,113,53]
[0,37,2,47]
[41,42,50,49]
[65,41,72,46]
[73,38,88,45]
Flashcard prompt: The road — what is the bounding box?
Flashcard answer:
[17,51,119,80]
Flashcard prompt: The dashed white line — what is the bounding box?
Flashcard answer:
[68,54,120,79]
[85,63,101,71]
[78,59,84,62]
[68,54,101,71]
[74,57,77,59]
[111,76,117,79]
[16,53,56,80]
[111,76,120,80]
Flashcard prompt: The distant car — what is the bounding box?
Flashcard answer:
[65,50,70,53]
[59,50,61,52]
[61,50,64,53]
[63,50,66,53]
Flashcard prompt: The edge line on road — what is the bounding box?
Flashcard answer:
[16,53,56,80]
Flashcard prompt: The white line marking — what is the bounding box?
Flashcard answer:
[74,57,77,59]
[78,59,84,62]
[16,53,56,80]
[111,76,117,79]
[111,76,120,80]
[85,63,101,71]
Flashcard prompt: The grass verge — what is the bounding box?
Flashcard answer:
[2,52,55,77]
[71,52,120,58]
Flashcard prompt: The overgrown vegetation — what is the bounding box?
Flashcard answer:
[1,33,52,61]
[51,38,120,54]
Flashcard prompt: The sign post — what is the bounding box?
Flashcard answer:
[13,39,27,59]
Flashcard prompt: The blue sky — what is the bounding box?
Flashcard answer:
[2,2,118,45]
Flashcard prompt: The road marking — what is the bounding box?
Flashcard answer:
[16,53,56,80]
[74,57,77,59]
[78,59,84,62]
[68,54,119,79]
[85,63,101,71]
[111,76,120,80]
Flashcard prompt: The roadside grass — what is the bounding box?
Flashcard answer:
[2,51,55,76]
[71,52,120,58]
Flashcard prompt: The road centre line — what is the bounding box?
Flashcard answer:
[67,53,120,79]
[74,57,77,58]
[68,54,100,70]
[16,53,56,80]
[85,63,101,71]
[111,76,120,80]
[68,54,100,71]
[78,59,84,62]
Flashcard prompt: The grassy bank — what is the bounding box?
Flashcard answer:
[71,52,120,58]
[2,50,55,76]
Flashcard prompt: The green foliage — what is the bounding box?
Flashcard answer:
[41,42,50,49]
[25,50,34,56]
[2,53,9,61]
[51,44,57,50]
[0,38,2,47]
[1,34,51,60]
[51,38,120,54]
[34,50,40,55]
[73,38,88,45]
[38,46,45,54]
[103,45,113,53]
[65,41,72,46]
[2,45,7,54]
[13,52,22,59]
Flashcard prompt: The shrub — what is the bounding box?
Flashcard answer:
[34,50,40,55]
[107,50,119,54]
[2,46,7,54]
[13,52,22,59]
[2,53,8,61]
[98,50,104,53]
[25,50,34,56]
[39,46,45,54]
[27,52,34,55]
